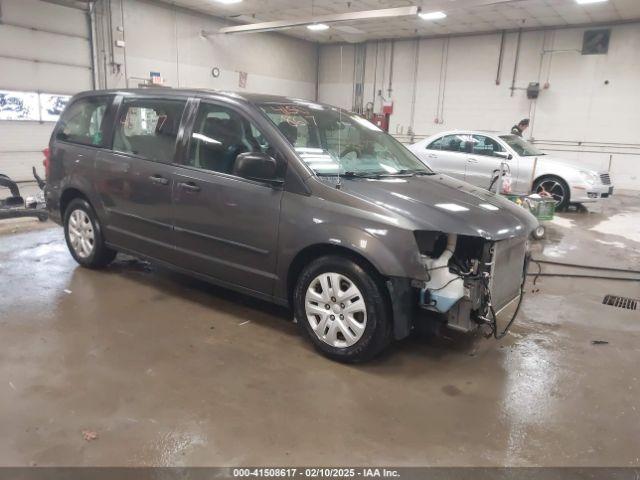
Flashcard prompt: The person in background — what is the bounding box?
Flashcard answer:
[511,118,530,137]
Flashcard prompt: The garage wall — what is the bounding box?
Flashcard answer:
[318,23,640,190]
[0,0,93,181]
[94,0,317,98]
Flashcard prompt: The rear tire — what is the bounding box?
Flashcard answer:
[293,255,392,363]
[64,198,116,269]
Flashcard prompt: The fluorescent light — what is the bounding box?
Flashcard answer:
[307,23,329,31]
[419,11,447,20]
[575,0,607,3]
[214,0,242,4]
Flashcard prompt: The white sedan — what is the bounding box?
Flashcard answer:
[409,131,613,209]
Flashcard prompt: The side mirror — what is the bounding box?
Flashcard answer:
[495,151,513,160]
[233,152,281,185]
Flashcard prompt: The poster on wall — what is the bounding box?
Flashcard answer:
[40,94,72,122]
[0,90,39,121]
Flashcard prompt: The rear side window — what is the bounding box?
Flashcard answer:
[55,96,110,147]
[113,98,186,163]
[440,134,474,154]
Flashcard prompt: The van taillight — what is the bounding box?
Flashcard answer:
[43,147,51,179]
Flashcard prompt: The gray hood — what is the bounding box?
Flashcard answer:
[329,174,538,241]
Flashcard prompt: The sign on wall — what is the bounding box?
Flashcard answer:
[0,90,71,122]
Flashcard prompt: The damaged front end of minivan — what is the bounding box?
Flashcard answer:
[409,230,530,338]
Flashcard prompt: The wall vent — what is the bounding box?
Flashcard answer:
[582,29,610,55]
[602,294,638,310]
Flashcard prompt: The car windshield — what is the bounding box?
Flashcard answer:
[258,101,433,177]
[499,134,546,157]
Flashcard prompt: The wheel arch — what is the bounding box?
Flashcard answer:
[286,243,387,308]
[532,174,571,203]
[60,187,90,217]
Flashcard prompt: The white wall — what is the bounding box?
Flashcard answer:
[318,24,640,190]
[0,0,93,180]
[95,0,317,99]
[0,0,318,181]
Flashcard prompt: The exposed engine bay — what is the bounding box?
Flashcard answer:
[414,231,529,337]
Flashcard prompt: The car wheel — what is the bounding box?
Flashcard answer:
[533,176,570,210]
[293,255,392,363]
[532,225,545,240]
[64,198,116,268]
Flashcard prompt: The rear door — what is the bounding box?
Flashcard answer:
[95,95,187,263]
[465,134,511,190]
[171,99,284,296]
[429,133,474,182]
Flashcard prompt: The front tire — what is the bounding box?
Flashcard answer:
[293,255,392,363]
[533,176,570,211]
[64,198,116,269]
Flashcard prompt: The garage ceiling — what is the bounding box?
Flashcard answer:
[159,0,640,42]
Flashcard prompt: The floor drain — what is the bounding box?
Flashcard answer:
[602,294,638,310]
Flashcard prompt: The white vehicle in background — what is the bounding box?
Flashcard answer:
[409,131,614,210]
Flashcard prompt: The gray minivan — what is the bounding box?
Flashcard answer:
[45,89,537,362]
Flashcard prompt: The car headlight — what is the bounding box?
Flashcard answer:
[579,171,599,186]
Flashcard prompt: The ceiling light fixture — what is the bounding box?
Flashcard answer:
[419,11,447,20]
[213,6,419,35]
[214,0,243,4]
[307,23,329,31]
[575,0,608,3]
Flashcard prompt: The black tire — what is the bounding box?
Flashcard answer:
[63,198,116,269]
[531,225,545,240]
[533,175,570,211]
[293,255,392,363]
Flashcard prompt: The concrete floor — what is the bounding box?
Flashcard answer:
[0,193,639,467]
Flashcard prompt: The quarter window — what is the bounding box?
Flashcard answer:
[55,96,110,147]
[113,98,186,163]
[187,103,277,177]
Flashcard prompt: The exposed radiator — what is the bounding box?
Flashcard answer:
[489,237,527,313]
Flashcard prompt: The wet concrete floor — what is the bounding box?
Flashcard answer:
[0,194,639,467]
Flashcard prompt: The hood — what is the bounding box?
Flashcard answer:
[330,174,538,241]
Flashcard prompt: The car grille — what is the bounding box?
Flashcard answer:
[489,237,527,313]
[600,173,611,185]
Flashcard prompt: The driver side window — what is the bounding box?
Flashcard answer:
[187,103,273,176]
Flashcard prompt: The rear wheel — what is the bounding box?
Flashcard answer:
[64,198,116,268]
[293,255,392,363]
[533,176,569,210]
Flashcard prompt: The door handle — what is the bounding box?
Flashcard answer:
[149,175,169,186]
[427,153,438,159]
[466,157,479,164]
[178,181,200,193]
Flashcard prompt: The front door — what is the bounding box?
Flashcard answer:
[95,96,187,263]
[171,101,284,296]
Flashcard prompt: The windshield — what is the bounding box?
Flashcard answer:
[499,134,545,157]
[258,101,432,177]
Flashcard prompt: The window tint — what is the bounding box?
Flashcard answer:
[261,108,318,149]
[440,134,474,154]
[187,103,277,177]
[426,137,444,150]
[56,96,110,146]
[472,135,504,157]
[113,98,186,163]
